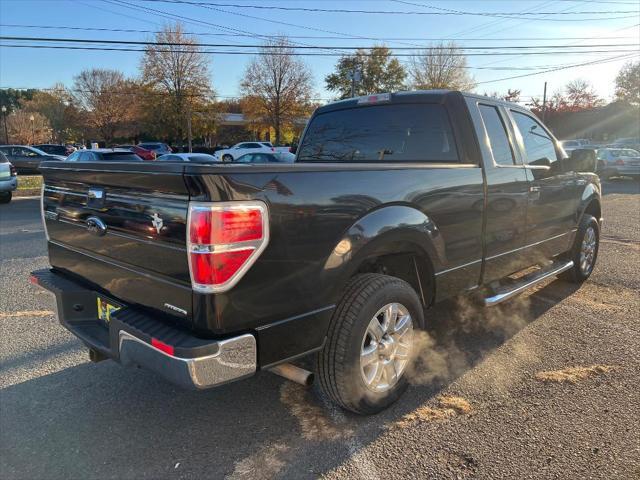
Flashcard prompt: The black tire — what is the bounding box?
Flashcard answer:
[222,154,233,162]
[559,214,599,283]
[0,191,12,204]
[318,274,423,415]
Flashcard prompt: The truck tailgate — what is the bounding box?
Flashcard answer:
[40,162,194,325]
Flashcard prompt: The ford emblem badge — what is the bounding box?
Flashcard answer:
[86,216,107,237]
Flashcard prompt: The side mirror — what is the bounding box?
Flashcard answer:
[566,149,597,173]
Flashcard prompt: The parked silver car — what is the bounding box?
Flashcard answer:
[0,152,18,203]
[597,147,640,180]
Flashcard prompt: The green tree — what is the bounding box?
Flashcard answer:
[409,42,475,91]
[325,46,406,99]
[615,61,640,105]
[0,88,37,113]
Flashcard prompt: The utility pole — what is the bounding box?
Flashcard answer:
[541,81,548,122]
[186,100,193,153]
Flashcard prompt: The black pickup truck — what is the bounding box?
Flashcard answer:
[32,91,601,414]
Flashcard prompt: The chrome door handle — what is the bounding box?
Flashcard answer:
[529,186,541,192]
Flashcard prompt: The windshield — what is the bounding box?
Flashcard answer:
[188,155,217,162]
[139,144,163,151]
[297,104,458,163]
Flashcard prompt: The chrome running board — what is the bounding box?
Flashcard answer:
[484,260,574,307]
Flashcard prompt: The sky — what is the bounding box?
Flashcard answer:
[0,0,638,105]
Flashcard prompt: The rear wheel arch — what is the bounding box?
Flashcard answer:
[353,246,436,318]
[324,205,442,318]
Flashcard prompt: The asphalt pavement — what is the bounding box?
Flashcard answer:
[1,180,639,479]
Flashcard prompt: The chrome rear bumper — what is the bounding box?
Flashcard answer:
[119,331,257,389]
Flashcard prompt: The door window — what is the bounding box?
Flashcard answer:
[511,111,559,168]
[15,147,37,156]
[479,104,515,166]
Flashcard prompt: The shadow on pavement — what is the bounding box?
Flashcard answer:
[0,278,583,480]
[601,178,640,196]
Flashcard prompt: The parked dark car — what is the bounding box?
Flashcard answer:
[65,149,143,162]
[138,142,172,155]
[34,144,74,156]
[32,91,601,414]
[116,144,156,161]
[0,145,65,174]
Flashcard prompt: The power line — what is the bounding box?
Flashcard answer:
[2,43,637,57]
[3,24,637,42]
[136,0,639,18]
[3,35,637,51]
[388,0,637,20]
[476,52,638,85]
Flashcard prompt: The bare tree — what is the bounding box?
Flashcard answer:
[565,79,602,110]
[72,69,135,143]
[409,42,476,91]
[22,84,80,142]
[615,60,640,105]
[141,23,212,151]
[241,37,314,145]
[7,110,51,144]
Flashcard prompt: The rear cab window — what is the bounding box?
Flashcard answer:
[101,152,143,162]
[297,103,459,163]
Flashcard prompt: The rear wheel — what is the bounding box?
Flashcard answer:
[318,274,423,415]
[222,154,233,162]
[560,214,599,283]
[0,191,12,204]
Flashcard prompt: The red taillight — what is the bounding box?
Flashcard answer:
[188,202,269,293]
[615,159,625,166]
[189,208,263,245]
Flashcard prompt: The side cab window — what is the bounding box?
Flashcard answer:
[66,151,81,162]
[510,110,561,177]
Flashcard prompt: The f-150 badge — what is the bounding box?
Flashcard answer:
[151,213,164,234]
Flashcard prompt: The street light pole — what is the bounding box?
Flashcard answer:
[29,114,34,145]
[1,106,8,144]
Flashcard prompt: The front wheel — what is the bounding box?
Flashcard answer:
[222,154,233,162]
[318,274,423,415]
[560,214,599,283]
[0,191,12,204]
